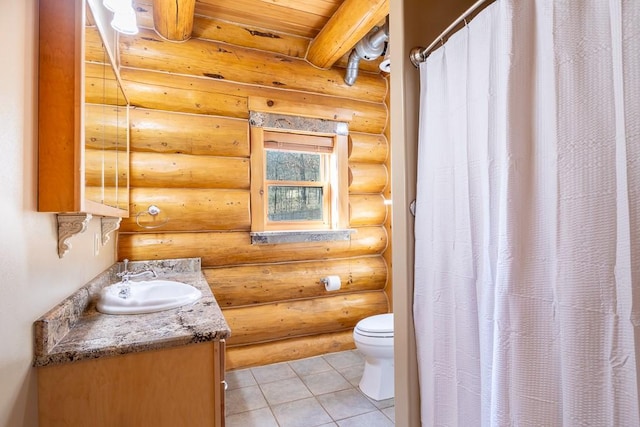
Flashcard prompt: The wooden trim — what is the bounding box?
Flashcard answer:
[214,340,225,427]
[250,126,266,232]
[335,134,350,229]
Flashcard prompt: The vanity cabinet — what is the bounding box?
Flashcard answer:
[38,0,129,216]
[38,340,226,427]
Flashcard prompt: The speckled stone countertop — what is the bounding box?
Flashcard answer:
[33,258,231,367]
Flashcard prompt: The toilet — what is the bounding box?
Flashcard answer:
[353,313,394,401]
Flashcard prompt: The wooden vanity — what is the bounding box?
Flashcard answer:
[38,342,226,427]
[33,259,230,427]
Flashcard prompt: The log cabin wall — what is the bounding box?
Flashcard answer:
[117,1,391,369]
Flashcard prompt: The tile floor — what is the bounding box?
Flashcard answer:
[225,350,395,427]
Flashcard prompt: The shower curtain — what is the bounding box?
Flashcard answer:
[413,0,640,425]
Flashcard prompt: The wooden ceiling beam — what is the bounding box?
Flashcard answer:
[306,0,389,69]
[152,0,195,41]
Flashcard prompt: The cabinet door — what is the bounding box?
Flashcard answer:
[38,0,129,217]
[38,343,219,426]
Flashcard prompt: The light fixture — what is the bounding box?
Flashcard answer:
[110,4,139,35]
[103,0,139,35]
[103,0,129,13]
[379,43,390,73]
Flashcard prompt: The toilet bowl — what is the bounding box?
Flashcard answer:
[353,313,394,401]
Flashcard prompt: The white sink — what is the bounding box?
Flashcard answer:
[97,280,202,315]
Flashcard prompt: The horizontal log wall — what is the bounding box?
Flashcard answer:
[118,10,391,369]
[226,331,355,370]
[206,257,387,308]
[223,292,388,346]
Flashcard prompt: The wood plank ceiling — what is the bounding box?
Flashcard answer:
[195,0,342,38]
[134,0,389,72]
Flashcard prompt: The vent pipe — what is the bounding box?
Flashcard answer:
[344,19,389,86]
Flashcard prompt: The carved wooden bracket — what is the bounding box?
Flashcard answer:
[57,213,92,258]
[101,217,122,246]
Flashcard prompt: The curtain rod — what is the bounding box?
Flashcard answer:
[409,0,493,67]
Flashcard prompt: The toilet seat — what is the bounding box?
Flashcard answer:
[354,313,394,338]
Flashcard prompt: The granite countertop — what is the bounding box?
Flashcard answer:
[33,258,231,367]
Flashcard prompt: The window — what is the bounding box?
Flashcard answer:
[250,127,349,235]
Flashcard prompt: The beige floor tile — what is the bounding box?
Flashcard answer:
[323,350,364,371]
[260,376,313,406]
[225,350,387,425]
[336,410,395,426]
[302,369,352,395]
[289,356,334,376]
[272,397,333,427]
[226,407,279,427]
[226,368,257,390]
[336,363,364,387]
[316,388,377,420]
[251,361,297,384]
[381,405,395,422]
[225,384,268,416]
[367,396,395,409]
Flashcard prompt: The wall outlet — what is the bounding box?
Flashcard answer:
[94,233,100,256]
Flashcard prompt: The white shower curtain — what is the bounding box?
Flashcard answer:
[413,0,640,425]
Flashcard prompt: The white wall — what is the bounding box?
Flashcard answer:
[0,1,116,425]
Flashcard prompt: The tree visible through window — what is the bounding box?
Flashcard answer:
[266,150,325,222]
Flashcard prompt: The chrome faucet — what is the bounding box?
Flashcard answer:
[116,259,158,299]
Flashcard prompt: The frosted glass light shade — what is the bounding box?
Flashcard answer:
[103,0,129,13]
[111,6,139,35]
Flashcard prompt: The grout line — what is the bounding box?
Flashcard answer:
[226,350,395,425]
